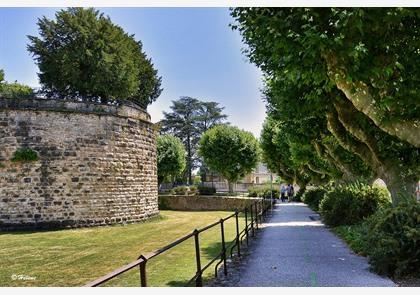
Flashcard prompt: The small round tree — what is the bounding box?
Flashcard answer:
[157,135,186,185]
[198,125,259,193]
[27,8,162,107]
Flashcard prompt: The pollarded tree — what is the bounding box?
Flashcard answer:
[27,7,162,107]
[231,8,420,203]
[231,7,420,147]
[198,125,259,193]
[157,135,186,185]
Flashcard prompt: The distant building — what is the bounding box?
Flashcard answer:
[203,163,276,184]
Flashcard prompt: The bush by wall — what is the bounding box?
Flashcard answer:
[198,186,216,195]
[302,187,327,211]
[170,185,198,196]
[319,182,391,227]
[247,185,279,199]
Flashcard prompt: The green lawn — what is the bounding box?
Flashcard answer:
[0,210,246,287]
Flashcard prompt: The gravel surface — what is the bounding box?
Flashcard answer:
[209,203,396,287]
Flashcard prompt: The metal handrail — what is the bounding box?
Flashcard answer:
[85,198,274,287]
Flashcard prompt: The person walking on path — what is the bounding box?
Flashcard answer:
[287,184,294,202]
[280,185,286,202]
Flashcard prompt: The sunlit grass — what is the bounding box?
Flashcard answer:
[0,210,246,287]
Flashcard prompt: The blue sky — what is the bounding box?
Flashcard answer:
[0,7,266,136]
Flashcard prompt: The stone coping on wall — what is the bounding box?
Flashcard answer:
[158,195,265,211]
[0,97,151,122]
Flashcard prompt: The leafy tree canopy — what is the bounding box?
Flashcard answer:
[27,7,162,108]
[232,7,420,203]
[231,7,420,147]
[160,96,229,184]
[199,125,259,192]
[157,135,187,185]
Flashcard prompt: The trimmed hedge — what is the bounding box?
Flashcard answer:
[302,187,327,211]
[198,186,216,195]
[248,185,279,199]
[319,182,391,227]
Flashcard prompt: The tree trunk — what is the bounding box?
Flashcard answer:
[228,181,234,194]
[327,105,410,205]
[186,134,192,185]
[324,53,420,147]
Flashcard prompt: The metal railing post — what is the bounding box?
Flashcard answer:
[250,204,255,237]
[235,210,241,256]
[254,202,259,229]
[220,219,228,276]
[138,255,147,287]
[244,208,249,245]
[193,229,203,287]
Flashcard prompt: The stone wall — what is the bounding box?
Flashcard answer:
[0,98,158,229]
[158,195,267,211]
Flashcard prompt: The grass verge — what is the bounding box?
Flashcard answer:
[0,210,246,287]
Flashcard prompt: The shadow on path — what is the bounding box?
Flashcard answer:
[210,203,395,287]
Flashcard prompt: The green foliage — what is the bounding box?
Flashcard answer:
[160,96,228,184]
[198,186,216,196]
[11,148,39,163]
[334,199,420,278]
[231,8,420,203]
[319,182,391,226]
[293,189,304,202]
[0,82,34,99]
[363,198,420,277]
[27,8,162,107]
[247,185,279,199]
[193,175,202,185]
[170,186,189,196]
[189,185,198,195]
[170,185,198,196]
[333,223,370,256]
[231,7,420,124]
[157,135,186,185]
[198,125,259,192]
[302,187,328,211]
[0,69,34,98]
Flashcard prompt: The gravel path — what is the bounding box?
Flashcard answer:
[211,203,395,287]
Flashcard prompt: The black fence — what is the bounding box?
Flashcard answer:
[85,198,274,287]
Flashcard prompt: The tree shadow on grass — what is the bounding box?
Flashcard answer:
[166,242,227,287]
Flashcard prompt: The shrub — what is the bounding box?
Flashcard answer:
[363,198,420,277]
[319,182,391,227]
[293,189,304,202]
[262,187,279,199]
[198,186,216,196]
[171,186,189,196]
[188,186,198,196]
[11,148,38,162]
[247,186,261,198]
[247,185,279,199]
[171,186,199,196]
[302,187,327,211]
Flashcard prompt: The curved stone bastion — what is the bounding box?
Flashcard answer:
[0,97,158,230]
